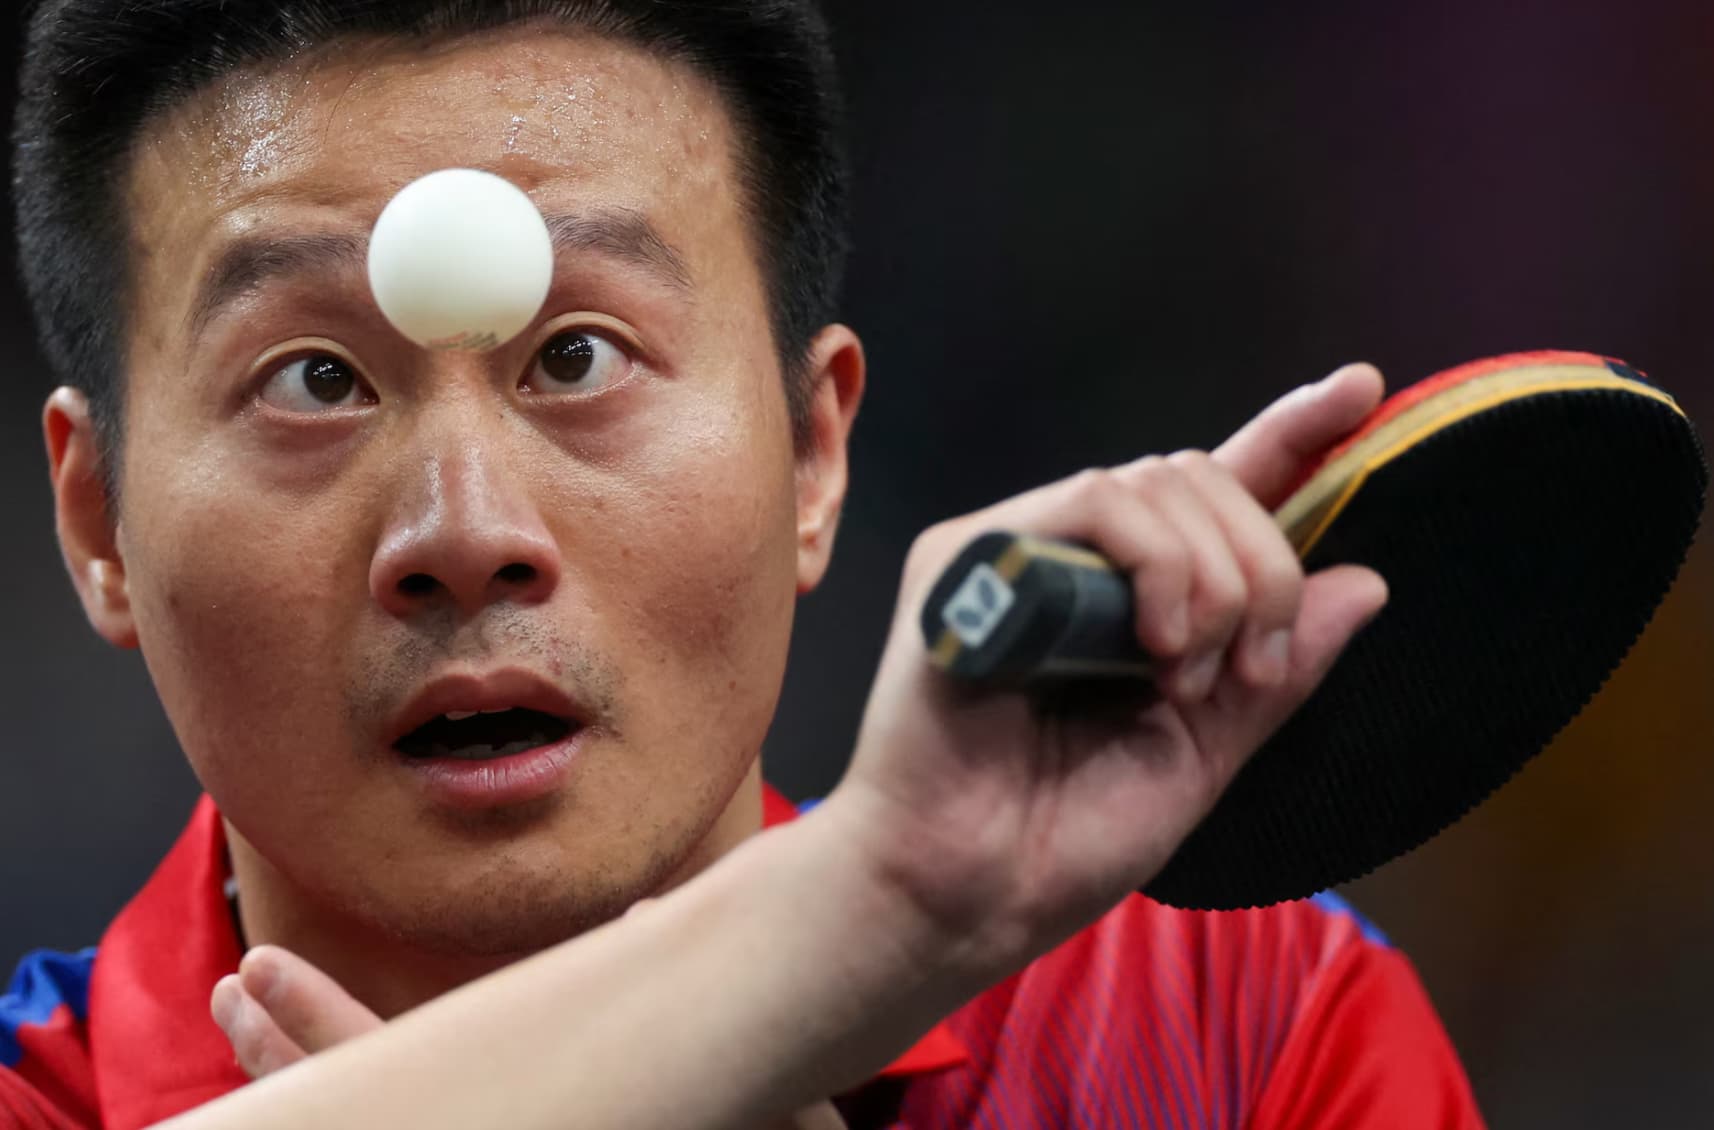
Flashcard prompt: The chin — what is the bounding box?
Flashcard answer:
[347,833,687,959]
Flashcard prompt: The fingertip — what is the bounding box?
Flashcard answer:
[1354,567,1390,625]
[1326,361,1383,389]
[1176,649,1224,701]
[210,974,241,1032]
[1312,566,1390,658]
[1323,362,1386,414]
[238,946,283,1004]
[1280,565,1393,694]
[238,944,274,967]
[1156,601,1192,658]
[1129,549,1194,660]
[1239,626,1293,689]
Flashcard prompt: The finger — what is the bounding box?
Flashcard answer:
[951,468,1195,659]
[1113,457,1248,700]
[1213,363,1385,508]
[211,973,310,1080]
[238,945,383,1057]
[1002,468,1196,659]
[1166,450,1304,689]
[1253,564,1389,738]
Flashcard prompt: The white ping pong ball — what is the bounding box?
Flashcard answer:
[367,169,554,352]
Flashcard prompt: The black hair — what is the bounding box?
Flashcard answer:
[13,0,849,476]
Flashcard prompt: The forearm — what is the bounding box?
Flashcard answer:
[160,792,987,1130]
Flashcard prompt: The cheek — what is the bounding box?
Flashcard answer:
[587,398,800,740]
[119,451,361,776]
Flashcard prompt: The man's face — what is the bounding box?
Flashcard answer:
[107,26,823,954]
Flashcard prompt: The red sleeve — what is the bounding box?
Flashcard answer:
[0,1067,92,1130]
[1248,938,1485,1129]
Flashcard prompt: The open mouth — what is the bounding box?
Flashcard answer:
[394,708,575,761]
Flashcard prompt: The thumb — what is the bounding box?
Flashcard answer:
[237,945,384,1058]
[1279,564,1390,705]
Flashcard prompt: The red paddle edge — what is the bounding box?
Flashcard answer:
[1282,350,1637,502]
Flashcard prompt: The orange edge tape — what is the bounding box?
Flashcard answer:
[1293,375,1685,559]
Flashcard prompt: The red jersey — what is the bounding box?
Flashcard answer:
[2,789,1483,1128]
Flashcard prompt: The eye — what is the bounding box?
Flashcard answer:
[522,330,632,397]
[258,354,371,413]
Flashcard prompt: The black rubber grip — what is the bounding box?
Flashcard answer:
[920,530,1152,687]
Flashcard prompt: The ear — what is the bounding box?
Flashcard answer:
[45,388,138,649]
[794,324,866,595]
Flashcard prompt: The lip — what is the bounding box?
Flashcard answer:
[387,668,585,747]
[399,728,589,810]
[387,668,588,811]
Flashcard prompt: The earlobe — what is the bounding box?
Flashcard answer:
[45,388,138,649]
[794,325,866,595]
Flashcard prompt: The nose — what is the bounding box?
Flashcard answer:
[369,440,562,620]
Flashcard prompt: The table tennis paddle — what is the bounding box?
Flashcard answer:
[920,351,1708,910]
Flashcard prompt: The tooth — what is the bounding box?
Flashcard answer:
[444,711,479,722]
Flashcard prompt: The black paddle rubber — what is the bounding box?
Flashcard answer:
[1142,384,1708,909]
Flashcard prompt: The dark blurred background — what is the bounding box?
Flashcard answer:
[3,1,1712,1125]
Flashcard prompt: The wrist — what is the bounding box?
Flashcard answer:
[627,794,984,1104]
[806,782,1035,992]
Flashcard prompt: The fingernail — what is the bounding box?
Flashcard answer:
[1258,628,1292,682]
[1165,605,1191,653]
[210,975,241,1033]
[1179,651,1222,699]
[240,951,280,1005]
[1326,361,1374,384]
[1361,579,1391,629]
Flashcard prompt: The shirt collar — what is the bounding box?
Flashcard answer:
[88,795,246,1130]
[88,787,965,1129]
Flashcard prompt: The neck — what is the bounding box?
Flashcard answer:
[223,760,768,1019]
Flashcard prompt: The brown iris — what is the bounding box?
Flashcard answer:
[303,356,357,404]
[539,332,597,386]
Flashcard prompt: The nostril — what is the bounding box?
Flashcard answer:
[398,573,439,598]
[495,563,537,586]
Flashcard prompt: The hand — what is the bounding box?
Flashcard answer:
[211,940,851,1130]
[829,364,1392,969]
[210,946,381,1081]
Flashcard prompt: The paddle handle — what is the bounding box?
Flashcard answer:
[919,531,1154,686]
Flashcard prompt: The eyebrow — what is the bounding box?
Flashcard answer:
[187,207,692,340]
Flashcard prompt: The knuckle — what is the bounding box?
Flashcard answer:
[1258,556,1305,608]
[1144,530,1192,585]
[1174,450,1247,501]
[904,520,962,579]
[1066,466,1121,507]
[1166,448,1214,474]
[1202,564,1250,623]
[1114,455,1170,491]
[1162,537,1195,582]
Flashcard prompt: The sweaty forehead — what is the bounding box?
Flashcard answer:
[126,24,740,293]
